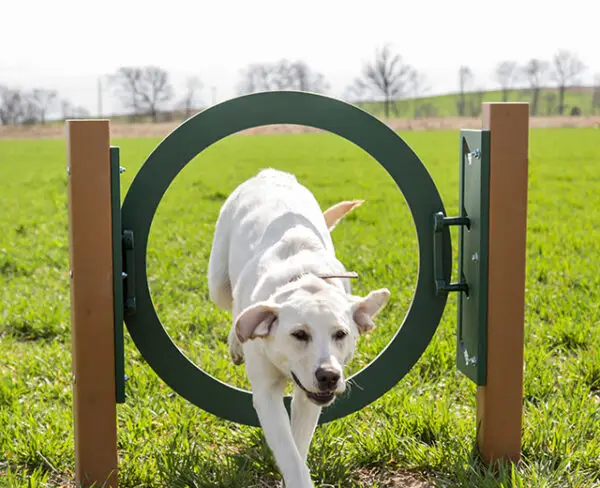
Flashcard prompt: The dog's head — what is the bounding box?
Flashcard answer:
[235,275,390,406]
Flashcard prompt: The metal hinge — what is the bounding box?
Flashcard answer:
[433,211,470,295]
[456,129,490,385]
[122,229,136,314]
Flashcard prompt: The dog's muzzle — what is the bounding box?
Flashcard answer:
[291,372,337,406]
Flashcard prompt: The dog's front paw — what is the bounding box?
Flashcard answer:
[284,470,314,488]
[286,480,314,488]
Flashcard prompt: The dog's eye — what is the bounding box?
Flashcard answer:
[291,330,310,342]
[333,330,348,340]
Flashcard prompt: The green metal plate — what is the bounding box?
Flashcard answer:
[111,146,126,403]
[456,130,490,385]
[121,91,452,425]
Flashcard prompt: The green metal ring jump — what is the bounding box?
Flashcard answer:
[119,91,452,425]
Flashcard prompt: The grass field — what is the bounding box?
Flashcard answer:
[1,126,599,487]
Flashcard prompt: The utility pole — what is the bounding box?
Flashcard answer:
[97,77,103,118]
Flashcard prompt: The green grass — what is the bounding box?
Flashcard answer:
[1,127,599,487]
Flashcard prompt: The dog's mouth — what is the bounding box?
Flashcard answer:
[291,372,336,406]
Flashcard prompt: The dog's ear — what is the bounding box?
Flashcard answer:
[323,200,365,231]
[352,289,391,334]
[235,302,280,343]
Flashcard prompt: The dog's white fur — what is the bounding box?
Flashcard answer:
[208,169,390,488]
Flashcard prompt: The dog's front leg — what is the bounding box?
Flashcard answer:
[291,387,321,462]
[253,388,314,488]
[249,369,314,488]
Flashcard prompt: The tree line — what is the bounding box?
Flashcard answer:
[1,46,599,125]
[487,50,596,116]
[0,87,89,125]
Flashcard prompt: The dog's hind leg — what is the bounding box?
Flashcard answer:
[209,203,245,364]
[291,387,321,462]
[208,206,233,311]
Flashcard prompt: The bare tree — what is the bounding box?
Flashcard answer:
[111,68,139,120]
[29,88,58,124]
[350,44,413,118]
[0,86,25,125]
[238,63,272,94]
[494,61,519,102]
[342,83,363,102]
[20,93,39,124]
[408,69,429,117]
[61,99,73,120]
[550,50,586,115]
[58,99,89,120]
[592,75,600,115]
[457,65,473,116]
[237,60,328,94]
[544,92,557,115]
[180,76,203,118]
[287,61,329,93]
[137,66,174,122]
[469,87,486,117]
[0,86,62,125]
[110,66,174,122]
[522,59,549,116]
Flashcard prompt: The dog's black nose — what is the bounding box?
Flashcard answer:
[315,367,340,391]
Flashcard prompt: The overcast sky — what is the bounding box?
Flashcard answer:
[1,0,598,116]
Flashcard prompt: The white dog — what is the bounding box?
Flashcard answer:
[207,169,390,488]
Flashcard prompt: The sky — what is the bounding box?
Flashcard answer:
[1,0,598,116]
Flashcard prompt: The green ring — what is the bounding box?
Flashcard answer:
[122,91,451,425]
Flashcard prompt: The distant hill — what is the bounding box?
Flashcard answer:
[354,86,597,118]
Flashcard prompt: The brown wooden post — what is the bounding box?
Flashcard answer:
[67,120,118,487]
[476,103,529,463]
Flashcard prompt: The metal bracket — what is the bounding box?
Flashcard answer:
[433,212,470,294]
[122,229,136,315]
[110,146,126,404]
[456,129,490,386]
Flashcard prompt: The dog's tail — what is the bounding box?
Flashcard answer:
[323,200,364,231]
